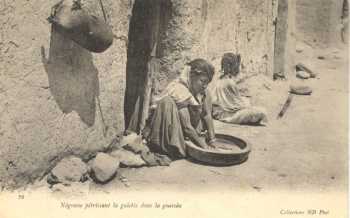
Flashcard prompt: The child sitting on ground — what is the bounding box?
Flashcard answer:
[210,53,267,125]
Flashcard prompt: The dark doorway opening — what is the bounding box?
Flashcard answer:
[124,0,172,133]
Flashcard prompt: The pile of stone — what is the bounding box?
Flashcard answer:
[44,133,171,190]
[295,63,317,79]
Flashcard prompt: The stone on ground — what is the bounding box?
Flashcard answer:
[290,85,313,95]
[119,132,142,147]
[110,149,146,168]
[47,156,89,185]
[122,133,150,154]
[90,153,119,183]
[296,63,317,78]
[296,70,311,79]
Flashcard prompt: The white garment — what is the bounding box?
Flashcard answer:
[154,65,205,108]
[210,75,249,112]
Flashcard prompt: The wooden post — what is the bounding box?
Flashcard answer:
[277,93,293,119]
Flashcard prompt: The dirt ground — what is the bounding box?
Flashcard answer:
[22,42,348,197]
[85,43,348,194]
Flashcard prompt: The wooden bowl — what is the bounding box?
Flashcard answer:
[185,134,251,166]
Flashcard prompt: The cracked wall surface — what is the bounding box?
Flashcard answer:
[124,0,278,130]
[0,0,133,188]
[296,0,345,48]
[0,0,279,189]
[156,0,277,92]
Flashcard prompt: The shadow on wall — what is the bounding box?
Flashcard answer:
[41,27,99,126]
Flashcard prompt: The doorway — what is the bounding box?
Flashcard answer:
[124,0,172,133]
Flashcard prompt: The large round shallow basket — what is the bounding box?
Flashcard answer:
[185,134,251,166]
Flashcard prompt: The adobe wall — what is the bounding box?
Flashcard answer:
[0,0,288,189]
[296,0,345,48]
[157,0,278,91]
[0,0,133,188]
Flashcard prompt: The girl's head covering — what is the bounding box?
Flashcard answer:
[179,58,214,89]
[162,59,213,107]
[187,58,215,82]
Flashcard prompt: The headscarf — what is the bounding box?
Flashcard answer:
[155,59,214,107]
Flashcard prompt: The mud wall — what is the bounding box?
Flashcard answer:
[0,0,133,188]
[157,0,278,91]
[296,0,344,47]
[1,0,284,189]
[124,0,280,129]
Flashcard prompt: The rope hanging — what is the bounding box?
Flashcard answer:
[98,0,107,22]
